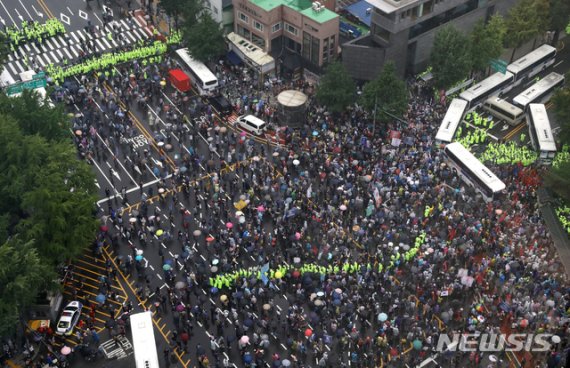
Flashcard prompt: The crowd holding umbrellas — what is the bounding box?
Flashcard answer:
[60,47,570,368]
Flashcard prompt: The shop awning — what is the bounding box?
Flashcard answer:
[227,50,243,65]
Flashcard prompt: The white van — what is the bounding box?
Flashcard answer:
[237,115,267,135]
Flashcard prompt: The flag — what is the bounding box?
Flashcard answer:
[261,262,270,286]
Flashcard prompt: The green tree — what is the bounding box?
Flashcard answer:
[361,62,408,123]
[552,86,570,144]
[0,239,57,337]
[469,16,506,74]
[545,161,570,201]
[0,90,68,142]
[548,0,570,44]
[182,13,226,62]
[159,0,191,28]
[504,0,542,62]
[315,62,355,113]
[430,25,471,90]
[0,32,9,73]
[0,108,98,264]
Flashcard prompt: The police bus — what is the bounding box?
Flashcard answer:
[512,72,565,110]
[527,103,557,164]
[435,98,468,144]
[444,142,506,201]
[482,97,525,126]
[459,72,515,111]
[175,48,219,95]
[507,44,557,87]
[130,312,159,368]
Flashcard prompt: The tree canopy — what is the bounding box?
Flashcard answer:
[182,13,226,62]
[469,16,506,74]
[504,0,543,61]
[552,85,570,144]
[361,62,408,122]
[430,25,472,90]
[315,62,356,113]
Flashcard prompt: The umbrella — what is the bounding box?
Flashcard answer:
[520,319,528,328]
[282,359,291,367]
[156,229,164,236]
[96,294,106,304]
[304,329,313,337]
[61,346,72,355]
[136,249,144,255]
[272,152,279,157]
[293,159,300,166]
[413,340,422,350]
[263,304,271,311]
[244,319,253,327]
[135,255,143,261]
[175,304,185,312]
[378,313,388,322]
[226,222,234,229]
[206,236,215,242]
[252,156,260,161]
[163,264,172,271]
[546,299,555,307]
[552,335,561,344]
[243,353,253,364]
[240,335,249,344]
[129,217,137,223]
[257,205,265,212]
[312,130,319,136]
[180,166,188,173]
[100,225,109,232]
[210,287,219,294]
[158,188,165,194]
[239,216,246,224]
[295,232,301,240]
[193,230,202,236]
[175,281,186,289]
[234,200,247,210]
[235,211,244,217]
[334,288,342,294]
[75,130,82,136]
[314,299,324,307]
[489,355,497,362]
[340,205,347,211]
[220,295,228,302]
[220,127,227,133]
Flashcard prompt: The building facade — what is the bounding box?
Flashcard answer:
[206,0,235,33]
[342,0,519,81]
[232,0,340,70]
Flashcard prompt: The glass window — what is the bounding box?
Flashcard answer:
[311,37,320,64]
[254,21,264,31]
[272,22,281,32]
[285,23,298,36]
[302,32,311,59]
[239,12,249,24]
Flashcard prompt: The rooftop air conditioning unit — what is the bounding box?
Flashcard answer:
[366,7,371,14]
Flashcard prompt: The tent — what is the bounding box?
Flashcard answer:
[168,69,191,92]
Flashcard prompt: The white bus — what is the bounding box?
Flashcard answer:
[512,72,565,110]
[507,44,557,87]
[527,103,557,163]
[130,312,159,368]
[444,142,506,201]
[435,98,468,144]
[459,72,515,111]
[174,48,219,95]
[482,97,525,126]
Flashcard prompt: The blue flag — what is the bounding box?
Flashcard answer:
[261,262,270,286]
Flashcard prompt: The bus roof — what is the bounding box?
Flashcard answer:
[459,72,514,103]
[507,44,557,75]
[528,104,556,151]
[435,98,468,143]
[513,72,565,108]
[445,142,506,192]
[175,48,217,85]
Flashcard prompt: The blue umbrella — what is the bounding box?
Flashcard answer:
[243,353,253,364]
[312,130,319,136]
[95,294,106,304]
[135,255,143,261]
[164,259,174,265]
[378,313,388,322]
[210,287,219,294]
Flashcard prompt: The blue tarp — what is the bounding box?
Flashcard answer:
[227,50,242,65]
[344,0,373,27]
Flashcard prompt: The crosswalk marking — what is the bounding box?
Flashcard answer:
[95,39,105,52]
[132,16,144,28]
[56,50,64,61]
[136,28,149,39]
[71,32,80,44]
[82,30,93,40]
[40,43,49,53]
[8,54,13,62]
[62,48,73,60]
[8,63,18,75]
[45,39,54,50]
[56,36,66,46]
[125,32,137,43]
[70,46,80,58]
[42,53,52,65]
[23,43,31,52]
[101,38,112,49]
[31,43,41,54]
[14,60,25,73]
[51,38,61,49]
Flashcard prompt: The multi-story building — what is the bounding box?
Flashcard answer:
[232,0,340,72]
[342,0,518,81]
[206,0,235,33]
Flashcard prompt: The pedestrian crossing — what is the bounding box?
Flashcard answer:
[4,17,153,81]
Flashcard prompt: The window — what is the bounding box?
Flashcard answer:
[423,0,434,15]
[373,25,390,42]
[254,21,263,31]
[311,36,320,64]
[285,23,298,36]
[239,12,249,23]
[272,22,281,32]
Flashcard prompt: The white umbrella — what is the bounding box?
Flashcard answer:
[340,205,347,211]
[552,335,561,344]
[129,217,137,223]
[239,216,246,224]
[293,159,300,166]
[136,249,144,255]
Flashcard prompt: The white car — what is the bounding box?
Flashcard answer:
[56,301,83,336]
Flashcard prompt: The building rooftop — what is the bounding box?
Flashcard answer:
[365,0,420,14]
[250,0,339,23]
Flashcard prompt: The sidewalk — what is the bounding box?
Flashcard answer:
[537,188,570,277]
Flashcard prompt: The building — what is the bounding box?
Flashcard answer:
[232,0,340,74]
[206,0,235,33]
[342,0,518,81]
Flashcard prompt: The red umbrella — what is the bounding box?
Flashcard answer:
[390,347,398,356]
[100,225,109,232]
[304,328,313,337]
[180,332,189,343]
[292,270,301,278]
[206,236,215,242]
